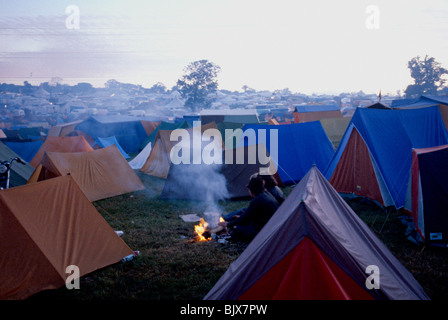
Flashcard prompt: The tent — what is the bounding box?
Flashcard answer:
[0,142,35,187]
[404,144,448,246]
[64,130,95,145]
[200,109,260,125]
[0,175,135,300]
[27,145,145,202]
[319,117,352,149]
[139,120,189,151]
[29,136,94,168]
[92,136,130,159]
[391,95,448,131]
[325,106,448,209]
[238,121,335,184]
[75,115,148,154]
[160,144,281,200]
[129,142,152,170]
[140,122,221,179]
[216,122,245,150]
[293,104,342,123]
[140,120,162,136]
[4,140,43,163]
[47,120,83,137]
[366,102,391,109]
[204,166,429,300]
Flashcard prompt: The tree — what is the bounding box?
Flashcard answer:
[405,55,448,98]
[148,82,167,94]
[176,59,221,111]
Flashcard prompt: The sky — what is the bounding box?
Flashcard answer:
[1,0,448,95]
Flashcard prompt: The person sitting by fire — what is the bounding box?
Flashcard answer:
[259,173,285,205]
[221,172,284,223]
[218,174,280,242]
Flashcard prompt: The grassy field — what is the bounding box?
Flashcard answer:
[29,171,448,301]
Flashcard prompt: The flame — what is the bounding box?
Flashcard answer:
[194,217,225,241]
[194,218,210,241]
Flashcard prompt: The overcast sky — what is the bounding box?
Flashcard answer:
[1,0,448,95]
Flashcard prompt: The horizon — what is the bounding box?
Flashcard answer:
[1,1,448,96]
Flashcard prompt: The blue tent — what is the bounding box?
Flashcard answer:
[391,95,448,109]
[93,136,130,159]
[238,121,335,184]
[325,106,448,209]
[4,140,43,163]
[75,115,147,154]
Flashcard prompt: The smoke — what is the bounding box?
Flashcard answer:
[162,163,229,228]
[162,125,229,228]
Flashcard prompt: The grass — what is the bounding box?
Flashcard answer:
[29,171,448,301]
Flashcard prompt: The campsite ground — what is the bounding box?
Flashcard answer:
[30,171,448,301]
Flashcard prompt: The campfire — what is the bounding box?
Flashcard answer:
[194,216,225,242]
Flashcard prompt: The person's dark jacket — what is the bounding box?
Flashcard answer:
[267,186,285,205]
[228,190,279,233]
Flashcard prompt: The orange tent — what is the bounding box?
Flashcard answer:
[28,145,145,202]
[140,122,222,179]
[29,136,94,168]
[0,175,135,300]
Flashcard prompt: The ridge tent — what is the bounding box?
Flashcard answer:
[128,142,152,170]
[0,142,35,187]
[47,120,83,137]
[238,121,335,184]
[27,145,145,202]
[366,102,391,109]
[391,95,448,131]
[325,106,448,209]
[204,166,429,300]
[160,144,281,200]
[216,122,245,150]
[200,109,261,125]
[140,122,221,179]
[92,136,130,159]
[139,120,190,151]
[4,140,43,163]
[0,175,135,300]
[319,117,352,149]
[140,120,162,136]
[64,130,96,146]
[75,115,147,154]
[293,104,343,123]
[29,136,94,168]
[404,144,448,246]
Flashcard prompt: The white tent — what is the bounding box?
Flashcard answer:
[128,142,152,169]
